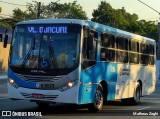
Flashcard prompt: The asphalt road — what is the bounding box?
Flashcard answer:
[0,78,160,118]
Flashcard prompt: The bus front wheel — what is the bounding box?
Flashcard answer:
[88,84,104,112]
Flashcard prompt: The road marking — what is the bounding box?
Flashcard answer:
[136,106,151,110]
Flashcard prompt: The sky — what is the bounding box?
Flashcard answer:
[0,0,160,21]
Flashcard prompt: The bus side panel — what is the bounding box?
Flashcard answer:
[148,65,156,94]
[139,65,156,96]
[116,63,134,99]
[115,64,156,99]
[78,62,117,104]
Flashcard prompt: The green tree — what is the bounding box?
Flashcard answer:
[91,1,158,41]
[91,1,139,31]
[0,21,11,29]
[91,1,114,25]
[138,20,158,41]
[12,1,43,21]
[115,8,129,30]
[12,8,27,21]
[43,1,87,19]
[12,0,87,21]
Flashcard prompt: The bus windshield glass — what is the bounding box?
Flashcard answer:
[10,24,81,70]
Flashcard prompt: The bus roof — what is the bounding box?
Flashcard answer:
[17,19,155,44]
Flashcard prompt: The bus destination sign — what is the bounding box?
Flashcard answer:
[28,26,68,34]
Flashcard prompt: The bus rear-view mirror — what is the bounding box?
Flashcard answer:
[3,35,8,48]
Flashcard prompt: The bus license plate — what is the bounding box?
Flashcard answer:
[32,93,44,99]
[39,83,55,89]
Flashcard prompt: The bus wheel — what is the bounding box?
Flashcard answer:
[132,84,141,104]
[88,84,103,112]
[36,102,50,108]
[121,84,141,105]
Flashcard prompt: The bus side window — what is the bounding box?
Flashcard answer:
[140,43,148,65]
[90,31,98,60]
[87,33,94,60]
[101,33,109,47]
[129,41,139,64]
[116,37,124,50]
[116,37,128,63]
[100,33,116,62]
[130,41,138,52]
[148,44,154,55]
[148,45,155,65]
[140,43,148,54]
[82,26,89,59]
[83,30,97,60]
[82,26,98,69]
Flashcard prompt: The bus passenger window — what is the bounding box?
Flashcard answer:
[140,43,148,54]
[82,28,98,69]
[101,33,109,47]
[100,33,116,62]
[140,54,148,65]
[101,49,115,62]
[130,41,138,52]
[82,26,89,59]
[148,45,155,65]
[87,33,97,60]
[101,33,115,48]
[116,37,128,63]
[148,45,154,55]
[109,35,115,48]
[116,37,125,50]
[149,56,155,65]
[116,51,128,63]
[125,39,128,50]
[129,53,139,64]
[116,37,128,50]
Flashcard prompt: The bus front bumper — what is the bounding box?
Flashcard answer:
[8,82,79,104]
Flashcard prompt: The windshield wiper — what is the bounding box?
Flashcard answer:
[21,37,35,68]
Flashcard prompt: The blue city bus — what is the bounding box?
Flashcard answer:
[3,19,156,112]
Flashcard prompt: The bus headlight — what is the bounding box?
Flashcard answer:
[9,78,14,84]
[67,82,73,88]
[8,78,19,88]
[59,80,78,92]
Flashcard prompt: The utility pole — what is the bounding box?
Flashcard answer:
[37,2,41,19]
[138,0,160,60]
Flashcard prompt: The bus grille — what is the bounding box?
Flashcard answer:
[21,92,58,100]
[16,73,63,83]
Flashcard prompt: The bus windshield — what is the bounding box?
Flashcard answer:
[10,24,81,70]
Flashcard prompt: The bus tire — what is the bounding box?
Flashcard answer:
[88,84,103,112]
[36,102,50,108]
[131,84,141,105]
[121,84,141,105]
